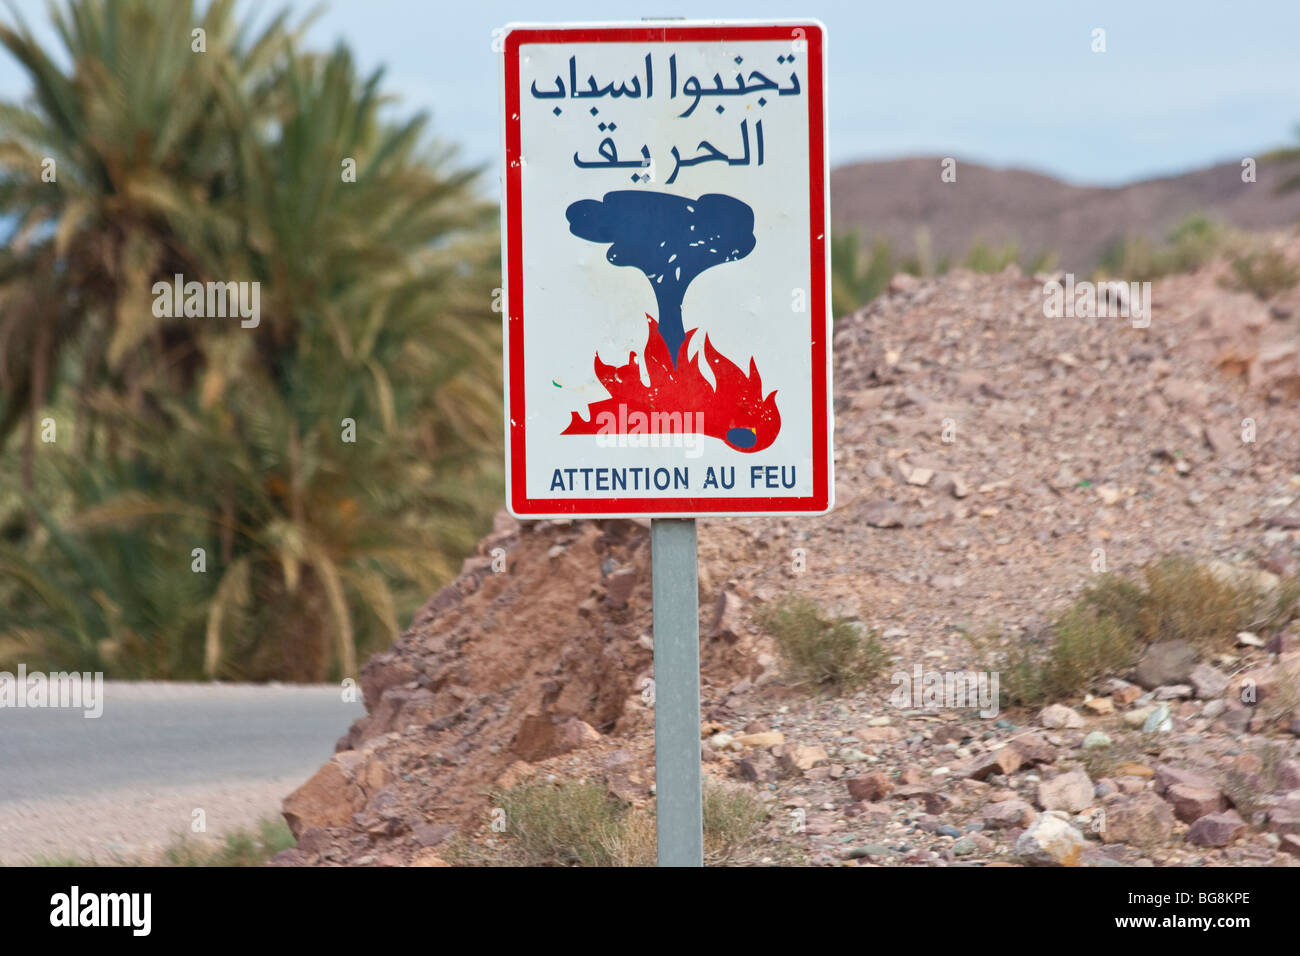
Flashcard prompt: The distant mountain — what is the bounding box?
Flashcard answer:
[829,156,1300,272]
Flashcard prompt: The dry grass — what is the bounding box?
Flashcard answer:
[447,777,792,867]
[758,595,886,693]
[1222,248,1300,299]
[986,557,1275,707]
[30,817,295,867]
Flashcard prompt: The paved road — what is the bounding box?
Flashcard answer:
[0,682,364,863]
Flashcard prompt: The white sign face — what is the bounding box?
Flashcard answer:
[500,20,832,518]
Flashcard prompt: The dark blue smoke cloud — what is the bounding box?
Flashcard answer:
[566,191,756,362]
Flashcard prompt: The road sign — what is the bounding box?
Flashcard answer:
[500,20,833,518]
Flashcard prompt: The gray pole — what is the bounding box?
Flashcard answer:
[651,517,703,866]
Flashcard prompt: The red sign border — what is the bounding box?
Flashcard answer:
[503,22,831,517]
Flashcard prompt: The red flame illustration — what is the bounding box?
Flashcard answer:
[564,316,781,452]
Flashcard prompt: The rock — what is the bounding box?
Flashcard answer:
[709,589,744,640]
[268,848,312,867]
[1101,793,1175,846]
[1203,424,1237,456]
[1014,812,1087,866]
[1189,663,1230,699]
[1134,640,1197,689]
[735,731,785,748]
[359,652,418,712]
[1142,704,1173,733]
[1082,731,1112,749]
[891,786,949,814]
[411,822,455,848]
[1153,684,1193,700]
[1267,801,1300,836]
[781,744,830,773]
[1201,699,1227,719]
[1280,834,1300,857]
[951,836,978,856]
[854,725,901,744]
[1082,697,1114,715]
[904,465,935,487]
[1096,485,1124,506]
[936,472,970,498]
[737,750,778,783]
[1212,703,1251,734]
[369,685,437,735]
[1128,707,1159,728]
[1269,631,1298,654]
[983,799,1035,830]
[294,827,334,856]
[511,715,600,761]
[888,272,920,294]
[861,500,905,528]
[1165,784,1226,823]
[1037,770,1095,813]
[963,746,1023,780]
[1116,762,1155,779]
[847,771,893,802]
[604,567,638,607]
[1186,810,1247,847]
[606,767,649,801]
[1039,704,1084,729]
[1007,733,1056,766]
[1279,759,1300,791]
[1153,764,1217,795]
[852,843,896,861]
[282,758,363,838]
[1107,680,1143,706]
[1236,631,1265,647]
[410,849,452,867]
[494,760,536,790]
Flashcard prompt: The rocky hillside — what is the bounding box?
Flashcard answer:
[831,156,1300,271]
[275,235,1300,867]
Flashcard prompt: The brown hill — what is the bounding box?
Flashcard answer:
[278,240,1300,867]
[830,156,1300,271]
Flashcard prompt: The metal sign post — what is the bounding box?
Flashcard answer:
[651,517,702,866]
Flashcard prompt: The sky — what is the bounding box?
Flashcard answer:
[0,0,1297,187]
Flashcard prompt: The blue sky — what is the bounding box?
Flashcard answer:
[1,0,1297,187]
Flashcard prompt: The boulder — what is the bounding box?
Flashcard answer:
[1015,813,1087,866]
[1134,640,1197,690]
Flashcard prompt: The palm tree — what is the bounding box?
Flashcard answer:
[0,0,503,681]
[0,0,301,473]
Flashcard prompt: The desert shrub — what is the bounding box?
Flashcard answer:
[1135,557,1261,651]
[758,595,886,692]
[984,557,1276,706]
[1094,213,1234,282]
[490,779,627,867]
[1222,248,1300,299]
[163,817,295,867]
[963,238,1021,273]
[460,778,776,867]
